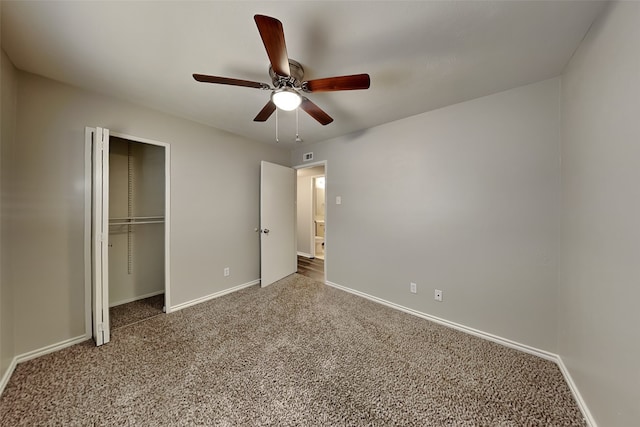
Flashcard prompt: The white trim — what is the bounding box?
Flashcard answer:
[324,280,556,361]
[293,160,326,170]
[170,280,260,312]
[109,290,165,308]
[83,127,93,338]
[1,334,90,396]
[17,334,90,364]
[324,279,596,426]
[0,358,18,396]
[556,357,598,427]
[297,251,313,258]
[164,144,172,312]
[110,131,171,149]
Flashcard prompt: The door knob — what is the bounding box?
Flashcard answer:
[262,228,270,234]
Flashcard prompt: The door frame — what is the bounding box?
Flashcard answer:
[294,160,328,282]
[84,128,172,342]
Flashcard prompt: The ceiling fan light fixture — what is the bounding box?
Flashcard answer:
[194,15,369,126]
[271,87,302,111]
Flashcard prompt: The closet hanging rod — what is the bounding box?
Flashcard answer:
[110,216,164,221]
[109,220,164,226]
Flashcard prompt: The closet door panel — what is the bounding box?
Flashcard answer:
[91,127,110,346]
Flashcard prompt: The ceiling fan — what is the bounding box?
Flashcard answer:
[193,14,370,126]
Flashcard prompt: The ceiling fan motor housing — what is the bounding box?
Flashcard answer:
[270,59,304,89]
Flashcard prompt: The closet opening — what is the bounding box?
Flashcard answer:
[108,136,166,329]
[85,128,171,346]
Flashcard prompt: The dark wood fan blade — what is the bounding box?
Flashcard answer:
[254,15,291,77]
[303,74,370,92]
[300,97,333,125]
[193,74,270,89]
[254,100,277,122]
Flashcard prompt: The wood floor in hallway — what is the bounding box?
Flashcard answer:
[297,255,324,282]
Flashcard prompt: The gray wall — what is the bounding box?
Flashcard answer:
[292,78,561,352]
[1,45,17,379]
[7,71,289,355]
[559,2,640,425]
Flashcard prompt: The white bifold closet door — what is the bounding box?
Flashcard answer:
[91,127,110,346]
[87,127,168,347]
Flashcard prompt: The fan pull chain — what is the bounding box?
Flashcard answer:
[295,108,303,143]
[275,108,279,143]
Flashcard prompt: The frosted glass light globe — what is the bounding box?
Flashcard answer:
[271,88,302,111]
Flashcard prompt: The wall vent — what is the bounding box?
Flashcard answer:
[303,152,313,162]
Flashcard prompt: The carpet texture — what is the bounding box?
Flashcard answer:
[110,294,165,330]
[0,274,585,426]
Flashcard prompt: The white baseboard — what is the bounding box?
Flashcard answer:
[16,334,91,364]
[1,333,90,396]
[324,280,595,427]
[556,356,597,427]
[325,280,555,361]
[109,290,164,308]
[0,357,17,396]
[170,279,259,312]
[297,251,313,258]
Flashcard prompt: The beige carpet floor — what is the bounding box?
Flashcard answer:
[110,294,165,330]
[0,274,585,426]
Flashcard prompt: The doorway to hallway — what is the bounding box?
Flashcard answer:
[297,255,324,282]
[295,162,327,283]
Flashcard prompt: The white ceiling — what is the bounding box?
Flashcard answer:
[2,1,607,147]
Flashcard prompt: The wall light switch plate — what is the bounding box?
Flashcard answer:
[435,289,443,301]
[410,282,417,294]
[336,196,342,205]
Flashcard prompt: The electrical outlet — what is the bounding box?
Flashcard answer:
[434,289,443,302]
[410,282,417,294]
[224,267,230,277]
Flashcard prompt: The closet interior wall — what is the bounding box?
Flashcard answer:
[109,137,165,307]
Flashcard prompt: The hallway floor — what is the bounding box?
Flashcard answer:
[297,255,324,282]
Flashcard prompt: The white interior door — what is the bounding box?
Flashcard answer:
[260,161,296,287]
[91,127,110,345]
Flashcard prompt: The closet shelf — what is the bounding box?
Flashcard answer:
[109,216,165,226]
[110,216,164,220]
[109,220,164,226]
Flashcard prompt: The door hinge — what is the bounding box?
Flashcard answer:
[97,322,104,332]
